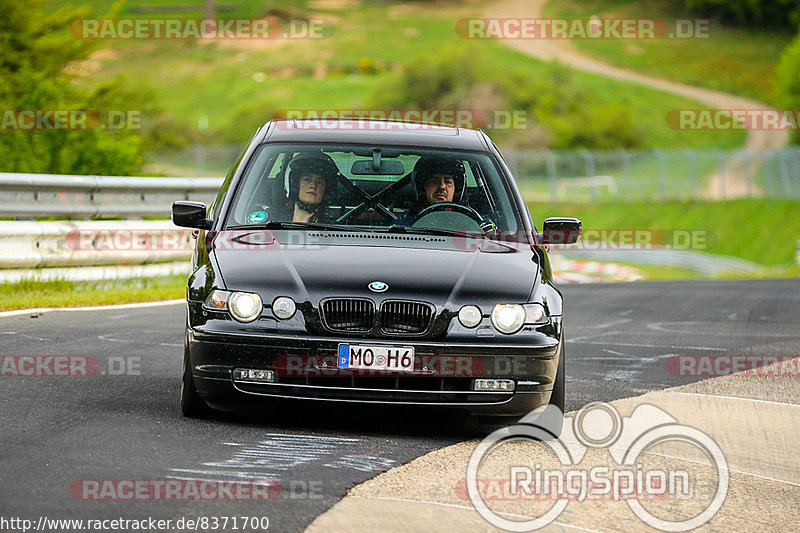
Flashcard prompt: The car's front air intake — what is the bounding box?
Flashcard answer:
[380,300,434,334]
[320,298,375,332]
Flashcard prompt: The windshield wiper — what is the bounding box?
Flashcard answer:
[227,221,361,232]
[384,224,485,238]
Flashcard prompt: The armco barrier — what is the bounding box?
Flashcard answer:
[0,221,192,269]
[0,173,223,218]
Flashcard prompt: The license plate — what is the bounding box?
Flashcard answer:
[337,344,415,372]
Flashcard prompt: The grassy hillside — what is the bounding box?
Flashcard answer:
[531,199,800,266]
[544,0,794,105]
[50,0,744,151]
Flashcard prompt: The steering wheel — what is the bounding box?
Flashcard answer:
[410,202,484,225]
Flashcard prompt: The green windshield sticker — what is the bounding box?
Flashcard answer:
[248,211,267,223]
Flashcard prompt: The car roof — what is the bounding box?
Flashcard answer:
[261,119,491,151]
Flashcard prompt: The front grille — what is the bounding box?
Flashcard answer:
[321,298,375,332]
[380,300,434,334]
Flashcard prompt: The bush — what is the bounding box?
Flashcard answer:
[680,0,800,30]
[368,46,642,150]
[776,30,800,144]
[0,0,162,175]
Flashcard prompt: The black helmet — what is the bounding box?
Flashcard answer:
[412,156,466,204]
[287,152,339,206]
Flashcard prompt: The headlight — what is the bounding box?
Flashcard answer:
[228,291,263,323]
[272,296,296,320]
[458,305,482,328]
[491,304,525,334]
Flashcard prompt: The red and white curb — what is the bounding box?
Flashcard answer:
[550,253,643,284]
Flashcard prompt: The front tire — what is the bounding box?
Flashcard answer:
[542,342,566,439]
[181,342,210,418]
[549,342,565,414]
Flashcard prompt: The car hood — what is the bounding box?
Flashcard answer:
[212,235,539,307]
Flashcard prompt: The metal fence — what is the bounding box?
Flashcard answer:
[2,145,799,221]
[503,146,800,202]
[147,144,800,203]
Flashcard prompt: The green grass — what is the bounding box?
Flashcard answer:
[544,0,793,104]
[0,275,186,311]
[530,199,800,266]
[615,262,702,280]
[49,0,745,154]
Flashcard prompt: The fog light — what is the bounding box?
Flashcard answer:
[473,379,515,391]
[458,305,482,328]
[233,368,275,382]
[272,296,296,320]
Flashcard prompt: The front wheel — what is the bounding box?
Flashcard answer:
[181,341,210,418]
[549,342,565,414]
[541,341,566,439]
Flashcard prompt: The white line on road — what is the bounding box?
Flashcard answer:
[568,340,727,351]
[355,496,605,533]
[669,391,800,408]
[0,299,185,318]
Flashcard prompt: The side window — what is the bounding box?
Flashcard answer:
[232,149,285,224]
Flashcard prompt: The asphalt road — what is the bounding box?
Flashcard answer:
[1,279,798,533]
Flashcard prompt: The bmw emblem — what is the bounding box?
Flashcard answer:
[368,281,388,293]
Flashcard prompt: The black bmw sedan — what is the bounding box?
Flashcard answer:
[172,119,581,422]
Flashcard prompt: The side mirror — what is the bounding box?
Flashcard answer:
[541,217,582,245]
[172,201,213,229]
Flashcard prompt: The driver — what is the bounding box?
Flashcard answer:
[279,153,338,223]
[393,156,467,226]
[416,157,466,207]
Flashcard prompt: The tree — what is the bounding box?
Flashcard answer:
[0,0,151,174]
[776,30,800,144]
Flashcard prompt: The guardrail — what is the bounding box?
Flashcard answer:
[0,173,223,218]
[0,221,191,269]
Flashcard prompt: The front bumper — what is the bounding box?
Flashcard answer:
[187,318,562,416]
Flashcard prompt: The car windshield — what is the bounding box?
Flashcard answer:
[224,143,523,239]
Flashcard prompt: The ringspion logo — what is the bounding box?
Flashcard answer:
[467,402,728,531]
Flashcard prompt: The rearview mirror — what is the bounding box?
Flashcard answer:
[350,160,405,175]
[541,217,582,245]
[172,201,213,229]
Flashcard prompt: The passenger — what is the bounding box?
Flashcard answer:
[280,153,338,223]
